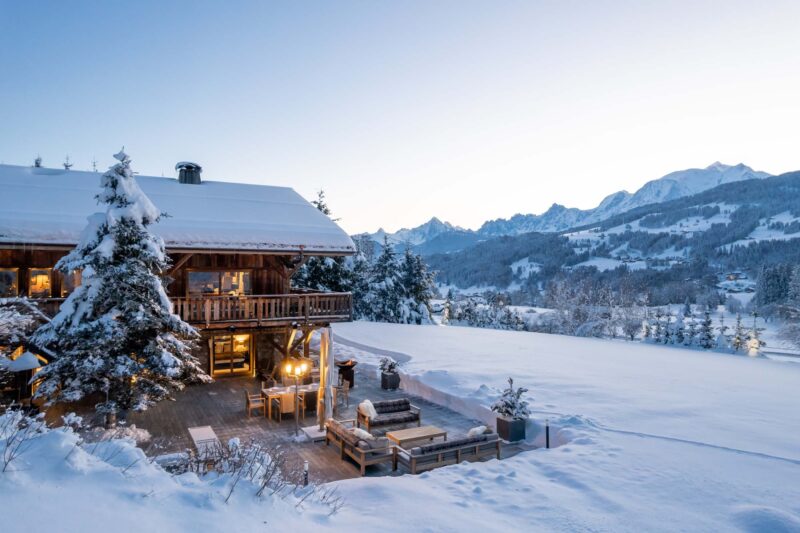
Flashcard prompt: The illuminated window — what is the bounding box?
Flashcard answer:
[211,334,253,376]
[28,268,52,298]
[60,270,82,297]
[187,271,252,296]
[0,269,18,297]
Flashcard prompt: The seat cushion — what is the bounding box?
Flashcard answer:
[374,398,411,414]
[373,411,419,425]
[414,434,489,455]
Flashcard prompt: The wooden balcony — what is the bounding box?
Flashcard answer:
[170,292,353,328]
[33,292,353,329]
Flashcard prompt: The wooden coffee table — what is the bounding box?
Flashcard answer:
[386,426,447,448]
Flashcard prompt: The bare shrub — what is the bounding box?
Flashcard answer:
[0,409,47,472]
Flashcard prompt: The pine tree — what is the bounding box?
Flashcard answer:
[365,236,402,322]
[698,311,714,349]
[685,318,697,347]
[672,313,685,345]
[732,313,746,352]
[683,298,692,318]
[398,246,434,324]
[652,309,663,343]
[747,312,764,357]
[32,150,210,413]
[715,313,730,351]
[441,289,454,325]
[293,190,350,292]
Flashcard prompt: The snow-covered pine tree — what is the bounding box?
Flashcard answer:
[398,245,434,324]
[732,313,746,352]
[683,298,692,318]
[652,308,664,344]
[716,313,730,351]
[779,266,800,348]
[364,236,402,322]
[698,311,714,349]
[746,312,764,357]
[441,289,454,325]
[32,150,210,413]
[672,313,685,345]
[684,317,697,347]
[293,190,351,293]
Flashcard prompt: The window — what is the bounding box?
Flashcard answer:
[0,268,18,297]
[61,270,82,297]
[28,268,52,298]
[187,271,252,296]
[211,334,253,376]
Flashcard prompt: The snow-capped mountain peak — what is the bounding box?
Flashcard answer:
[365,216,464,246]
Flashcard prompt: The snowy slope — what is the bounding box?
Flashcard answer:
[4,324,800,532]
[329,322,800,531]
[0,164,355,253]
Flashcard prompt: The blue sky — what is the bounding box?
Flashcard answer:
[2,1,800,233]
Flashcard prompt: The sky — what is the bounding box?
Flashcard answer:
[2,1,800,234]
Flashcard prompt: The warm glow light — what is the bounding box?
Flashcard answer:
[285,363,292,374]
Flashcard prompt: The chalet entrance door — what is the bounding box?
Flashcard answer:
[210,334,254,377]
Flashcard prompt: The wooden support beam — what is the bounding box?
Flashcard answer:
[167,253,194,275]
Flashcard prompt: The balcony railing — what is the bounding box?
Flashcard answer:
[32,293,353,327]
[170,292,353,326]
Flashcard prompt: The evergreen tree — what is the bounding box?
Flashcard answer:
[732,313,746,352]
[32,150,209,412]
[698,311,714,349]
[672,313,685,345]
[685,317,697,347]
[682,298,692,318]
[293,190,350,292]
[747,312,764,357]
[715,313,730,351]
[398,246,434,324]
[441,289,454,325]
[365,236,403,322]
[652,308,664,344]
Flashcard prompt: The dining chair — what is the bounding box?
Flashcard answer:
[270,392,304,422]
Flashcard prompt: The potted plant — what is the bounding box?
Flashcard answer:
[379,357,401,390]
[491,377,530,442]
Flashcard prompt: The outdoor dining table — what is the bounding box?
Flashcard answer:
[261,384,336,420]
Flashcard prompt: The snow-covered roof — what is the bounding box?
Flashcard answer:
[0,164,355,254]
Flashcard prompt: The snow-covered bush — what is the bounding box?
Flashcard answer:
[378,357,399,374]
[450,299,526,331]
[491,378,531,420]
[0,409,47,472]
[31,150,210,413]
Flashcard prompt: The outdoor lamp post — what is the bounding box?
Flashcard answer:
[284,359,309,436]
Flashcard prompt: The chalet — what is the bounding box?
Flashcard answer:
[0,161,355,380]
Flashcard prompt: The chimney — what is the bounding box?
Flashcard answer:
[175,161,202,184]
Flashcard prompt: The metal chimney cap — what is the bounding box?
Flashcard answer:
[175,161,202,172]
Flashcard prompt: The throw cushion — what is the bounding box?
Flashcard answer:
[467,425,489,437]
[352,428,375,441]
[359,399,378,419]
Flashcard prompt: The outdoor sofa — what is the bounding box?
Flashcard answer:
[395,432,501,474]
[356,398,421,432]
[325,418,397,476]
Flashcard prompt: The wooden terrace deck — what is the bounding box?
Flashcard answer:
[125,366,534,482]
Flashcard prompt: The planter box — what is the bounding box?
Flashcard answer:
[381,372,401,390]
[496,416,525,442]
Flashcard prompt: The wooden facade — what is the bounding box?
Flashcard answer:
[0,245,353,379]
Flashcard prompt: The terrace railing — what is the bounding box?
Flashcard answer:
[170,292,353,326]
[32,292,353,327]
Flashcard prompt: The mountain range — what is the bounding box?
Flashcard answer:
[360,162,771,253]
